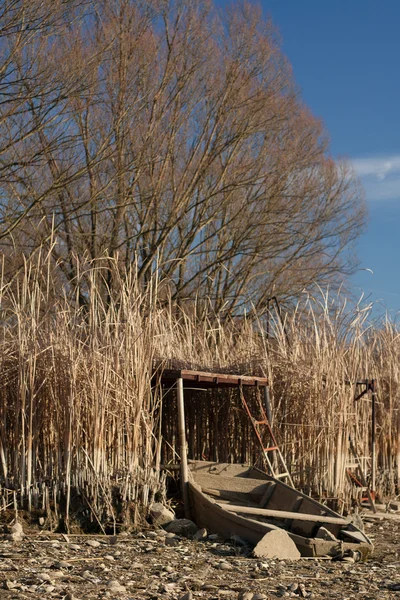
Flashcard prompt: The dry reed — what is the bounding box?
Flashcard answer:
[0,253,398,528]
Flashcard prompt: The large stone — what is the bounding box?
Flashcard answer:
[7,522,24,542]
[149,502,175,526]
[165,518,198,537]
[252,529,301,560]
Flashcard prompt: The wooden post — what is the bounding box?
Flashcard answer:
[177,377,190,518]
[371,379,376,493]
[264,386,272,424]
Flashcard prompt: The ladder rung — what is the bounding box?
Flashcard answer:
[263,446,278,452]
[275,472,290,479]
[254,419,268,425]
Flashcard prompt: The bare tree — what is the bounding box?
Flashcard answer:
[0,0,366,313]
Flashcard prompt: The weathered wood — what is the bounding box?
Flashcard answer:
[201,487,260,507]
[259,482,276,507]
[177,377,190,518]
[219,503,349,525]
[160,369,268,388]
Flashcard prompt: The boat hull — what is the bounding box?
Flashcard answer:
[188,461,373,559]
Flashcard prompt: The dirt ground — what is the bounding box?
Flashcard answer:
[0,516,398,600]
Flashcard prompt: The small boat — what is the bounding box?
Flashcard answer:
[188,461,373,559]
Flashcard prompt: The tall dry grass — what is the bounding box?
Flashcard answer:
[0,252,398,528]
[0,252,165,531]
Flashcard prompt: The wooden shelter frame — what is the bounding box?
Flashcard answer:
[158,369,271,518]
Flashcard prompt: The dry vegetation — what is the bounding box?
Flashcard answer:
[0,254,398,531]
[0,0,393,532]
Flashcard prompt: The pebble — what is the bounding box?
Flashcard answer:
[163,565,174,573]
[86,539,101,548]
[217,561,232,570]
[165,537,179,547]
[4,581,18,590]
[81,570,94,579]
[107,579,126,592]
[193,528,208,541]
[37,572,53,581]
[55,561,72,569]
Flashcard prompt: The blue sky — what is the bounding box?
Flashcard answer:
[260,0,400,316]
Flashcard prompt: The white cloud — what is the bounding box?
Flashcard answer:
[351,155,400,201]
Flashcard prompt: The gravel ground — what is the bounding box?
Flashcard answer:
[0,517,398,600]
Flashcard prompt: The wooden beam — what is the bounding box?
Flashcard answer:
[219,504,348,525]
[160,369,268,388]
[177,377,190,518]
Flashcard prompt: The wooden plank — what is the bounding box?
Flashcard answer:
[160,369,268,387]
[219,504,349,525]
[202,487,260,507]
[193,473,268,496]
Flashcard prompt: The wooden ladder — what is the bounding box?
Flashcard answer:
[346,436,376,513]
[239,384,294,487]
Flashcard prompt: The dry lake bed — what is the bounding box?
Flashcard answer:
[0,516,398,600]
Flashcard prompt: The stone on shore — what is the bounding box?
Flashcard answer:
[252,529,301,560]
[165,518,198,537]
[149,502,175,526]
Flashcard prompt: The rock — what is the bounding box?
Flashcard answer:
[4,581,18,590]
[315,527,338,541]
[37,572,52,582]
[389,501,400,512]
[193,527,208,540]
[164,583,178,592]
[149,502,175,526]
[54,561,72,569]
[179,593,193,600]
[165,536,179,547]
[165,518,198,537]
[252,594,268,600]
[38,517,45,526]
[107,579,126,592]
[238,593,254,600]
[81,570,95,579]
[217,561,232,570]
[86,539,101,548]
[7,522,24,542]
[252,529,301,560]
[298,583,307,598]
